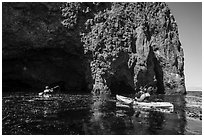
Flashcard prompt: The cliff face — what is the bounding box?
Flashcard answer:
[2,3,88,92]
[3,2,186,94]
[79,2,186,94]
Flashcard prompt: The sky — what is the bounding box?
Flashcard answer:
[167,2,202,91]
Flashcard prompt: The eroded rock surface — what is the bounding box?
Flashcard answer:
[3,2,186,94]
[80,2,186,94]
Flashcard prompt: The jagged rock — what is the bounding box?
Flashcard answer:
[3,2,186,94]
[81,2,186,94]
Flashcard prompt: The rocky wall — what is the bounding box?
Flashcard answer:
[3,2,186,94]
[2,3,88,92]
[80,2,186,94]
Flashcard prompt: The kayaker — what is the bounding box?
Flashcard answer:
[135,91,150,102]
[44,86,50,93]
[38,85,60,96]
[135,87,151,102]
[38,86,52,96]
[38,86,50,95]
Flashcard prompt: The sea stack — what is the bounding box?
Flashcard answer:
[80,2,186,94]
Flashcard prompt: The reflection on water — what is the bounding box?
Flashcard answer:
[2,93,187,135]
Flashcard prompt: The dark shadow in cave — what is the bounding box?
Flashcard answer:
[136,46,165,94]
[109,76,135,95]
[2,48,90,93]
[152,49,165,94]
[107,52,135,95]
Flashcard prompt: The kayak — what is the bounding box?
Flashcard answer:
[38,86,60,96]
[38,92,51,98]
[116,95,174,113]
[116,95,134,104]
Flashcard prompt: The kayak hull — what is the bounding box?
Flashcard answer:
[116,95,174,113]
[116,95,133,104]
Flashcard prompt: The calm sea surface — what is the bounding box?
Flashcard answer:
[2,92,201,135]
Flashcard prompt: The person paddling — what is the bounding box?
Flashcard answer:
[38,85,59,96]
[44,86,50,93]
[135,87,151,102]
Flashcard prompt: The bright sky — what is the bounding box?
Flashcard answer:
[167,2,202,91]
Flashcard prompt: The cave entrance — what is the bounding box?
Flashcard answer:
[136,46,165,94]
[153,57,165,94]
[109,76,135,95]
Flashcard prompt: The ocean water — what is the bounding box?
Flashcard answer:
[2,91,202,135]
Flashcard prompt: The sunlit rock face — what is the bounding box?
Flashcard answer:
[80,2,186,94]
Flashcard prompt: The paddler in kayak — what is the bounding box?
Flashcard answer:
[38,85,59,96]
[134,86,152,102]
[38,86,51,96]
